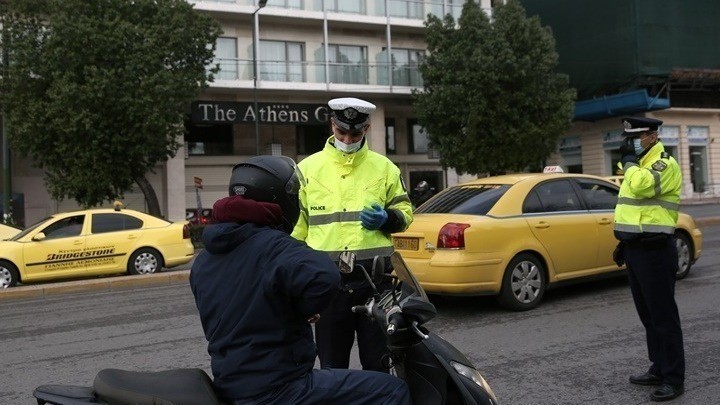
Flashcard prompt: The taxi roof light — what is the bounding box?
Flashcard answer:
[437,223,470,249]
[542,165,564,173]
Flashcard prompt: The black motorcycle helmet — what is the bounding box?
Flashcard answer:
[228,155,304,233]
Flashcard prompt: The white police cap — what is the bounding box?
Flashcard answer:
[328,97,376,131]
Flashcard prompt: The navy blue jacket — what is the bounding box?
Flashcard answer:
[190,222,340,400]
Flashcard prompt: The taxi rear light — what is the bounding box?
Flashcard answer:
[437,223,470,249]
[183,224,190,239]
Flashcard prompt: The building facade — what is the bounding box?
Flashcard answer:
[4,0,718,226]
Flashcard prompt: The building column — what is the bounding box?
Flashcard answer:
[369,104,386,155]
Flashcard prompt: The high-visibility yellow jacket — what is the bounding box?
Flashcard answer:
[291,136,413,260]
[614,141,681,240]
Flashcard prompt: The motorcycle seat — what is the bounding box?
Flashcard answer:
[93,368,224,405]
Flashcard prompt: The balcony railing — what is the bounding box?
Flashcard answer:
[192,0,464,21]
[212,58,423,87]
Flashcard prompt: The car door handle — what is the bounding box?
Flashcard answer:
[598,218,612,225]
[73,240,83,245]
[128,234,137,239]
[534,222,550,229]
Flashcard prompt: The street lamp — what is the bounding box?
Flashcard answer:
[252,0,267,156]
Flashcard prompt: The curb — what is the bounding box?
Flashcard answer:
[694,217,720,227]
[0,270,190,302]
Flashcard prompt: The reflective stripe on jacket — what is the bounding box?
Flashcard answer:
[614,141,681,239]
[291,136,413,260]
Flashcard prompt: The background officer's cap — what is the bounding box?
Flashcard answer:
[621,116,663,136]
[329,97,376,131]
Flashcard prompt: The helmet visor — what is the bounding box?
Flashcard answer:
[281,156,305,195]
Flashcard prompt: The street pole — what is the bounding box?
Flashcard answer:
[1,27,12,224]
[252,1,267,156]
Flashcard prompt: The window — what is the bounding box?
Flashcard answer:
[385,118,396,154]
[559,136,582,173]
[574,179,618,210]
[659,125,680,164]
[387,48,424,86]
[603,130,624,175]
[275,0,303,8]
[215,37,238,80]
[408,119,428,154]
[91,214,143,234]
[388,0,423,18]
[259,40,305,82]
[327,44,369,84]
[416,185,510,215]
[524,180,582,213]
[42,215,85,239]
[296,124,328,155]
[324,0,365,13]
[185,118,234,156]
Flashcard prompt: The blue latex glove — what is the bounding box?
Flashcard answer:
[360,203,388,230]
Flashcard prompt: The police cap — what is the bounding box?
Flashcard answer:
[621,117,663,137]
[328,97,376,131]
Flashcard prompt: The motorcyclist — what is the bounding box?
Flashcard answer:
[189,155,411,404]
[411,180,434,207]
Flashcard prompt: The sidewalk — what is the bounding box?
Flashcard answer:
[0,270,191,302]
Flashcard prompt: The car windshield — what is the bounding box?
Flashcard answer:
[415,184,510,215]
[9,217,53,241]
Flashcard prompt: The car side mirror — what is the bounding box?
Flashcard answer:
[32,232,47,241]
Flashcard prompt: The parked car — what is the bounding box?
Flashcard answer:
[185,208,213,226]
[605,175,624,186]
[0,223,22,240]
[392,172,703,311]
[0,208,195,288]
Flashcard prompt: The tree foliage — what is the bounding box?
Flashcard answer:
[413,0,576,175]
[0,0,220,216]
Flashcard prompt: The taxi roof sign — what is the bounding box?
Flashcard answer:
[542,165,564,173]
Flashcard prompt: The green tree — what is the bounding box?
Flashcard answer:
[413,0,575,175]
[0,0,220,217]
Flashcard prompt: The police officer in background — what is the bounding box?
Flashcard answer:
[613,117,685,402]
[411,180,434,207]
[292,97,414,372]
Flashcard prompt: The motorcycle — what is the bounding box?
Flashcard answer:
[33,251,497,405]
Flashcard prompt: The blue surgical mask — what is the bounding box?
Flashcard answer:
[633,138,644,155]
[334,137,363,153]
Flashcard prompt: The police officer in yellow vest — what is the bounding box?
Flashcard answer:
[613,116,684,402]
[292,97,413,372]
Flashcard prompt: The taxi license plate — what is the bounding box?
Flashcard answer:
[393,237,419,251]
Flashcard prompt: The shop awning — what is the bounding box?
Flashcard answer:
[573,89,670,121]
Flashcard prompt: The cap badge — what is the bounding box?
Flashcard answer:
[343,108,359,120]
[232,185,247,195]
[623,120,632,130]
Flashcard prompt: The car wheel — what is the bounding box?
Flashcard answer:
[127,248,164,275]
[674,232,692,280]
[497,253,546,311]
[0,260,20,288]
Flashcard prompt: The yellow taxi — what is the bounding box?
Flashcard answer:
[392,171,703,310]
[0,223,22,240]
[0,208,195,288]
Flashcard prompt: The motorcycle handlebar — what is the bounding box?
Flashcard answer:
[351,305,367,314]
[386,311,402,335]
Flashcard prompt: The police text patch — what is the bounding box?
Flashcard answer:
[652,160,667,171]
